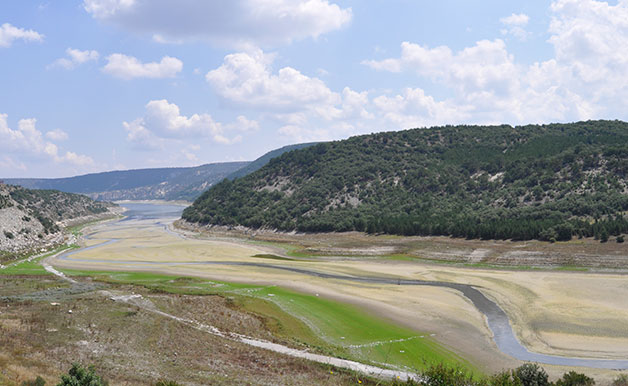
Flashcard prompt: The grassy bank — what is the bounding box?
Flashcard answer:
[0,244,77,275]
[61,269,474,374]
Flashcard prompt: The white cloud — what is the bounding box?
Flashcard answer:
[500,13,529,27]
[206,48,376,141]
[365,40,519,97]
[362,0,628,127]
[0,23,44,47]
[49,48,99,70]
[0,114,93,167]
[0,155,26,171]
[206,49,339,111]
[226,115,260,132]
[500,13,530,41]
[83,0,136,18]
[103,54,182,79]
[123,100,251,149]
[83,0,351,47]
[143,99,222,138]
[45,128,69,141]
[373,88,470,129]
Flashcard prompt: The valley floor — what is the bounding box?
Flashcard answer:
[38,204,628,384]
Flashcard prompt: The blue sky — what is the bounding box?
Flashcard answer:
[1,0,626,177]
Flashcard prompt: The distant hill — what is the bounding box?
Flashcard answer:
[225,142,320,180]
[5,162,249,202]
[4,143,320,202]
[0,184,115,255]
[183,121,628,242]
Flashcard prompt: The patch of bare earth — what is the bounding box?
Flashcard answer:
[0,275,375,385]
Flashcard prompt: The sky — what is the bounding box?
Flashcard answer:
[1,0,627,178]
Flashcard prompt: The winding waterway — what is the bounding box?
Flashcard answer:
[56,202,628,370]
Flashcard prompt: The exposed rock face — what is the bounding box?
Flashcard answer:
[0,184,117,256]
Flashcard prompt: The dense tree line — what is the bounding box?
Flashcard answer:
[183,121,628,242]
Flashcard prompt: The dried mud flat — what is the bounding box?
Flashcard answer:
[46,217,628,381]
[0,275,376,386]
[182,223,628,269]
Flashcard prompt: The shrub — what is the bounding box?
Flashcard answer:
[612,374,628,386]
[419,363,477,386]
[618,235,625,243]
[514,363,550,386]
[554,371,595,386]
[3,231,14,239]
[22,376,46,386]
[488,370,522,386]
[154,381,182,386]
[57,363,107,386]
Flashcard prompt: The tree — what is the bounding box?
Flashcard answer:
[57,363,107,386]
[555,371,595,386]
[514,363,550,386]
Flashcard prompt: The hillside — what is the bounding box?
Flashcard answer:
[182,121,628,242]
[5,162,248,202]
[0,184,115,256]
[3,144,320,202]
[225,142,320,180]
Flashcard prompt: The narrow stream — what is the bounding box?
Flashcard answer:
[56,202,628,370]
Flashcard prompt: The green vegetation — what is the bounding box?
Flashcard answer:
[0,245,75,275]
[225,142,319,180]
[0,192,12,209]
[60,269,469,373]
[21,376,46,386]
[393,363,595,386]
[184,121,628,242]
[613,374,628,386]
[57,363,108,386]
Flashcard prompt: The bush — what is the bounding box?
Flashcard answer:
[618,235,625,243]
[419,363,477,386]
[554,371,595,386]
[22,376,46,386]
[154,381,181,386]
[57,363,107,386]
[488,370,522,386]
[3,230,14,239]
[514,363,550,386]
[612,374,628,386]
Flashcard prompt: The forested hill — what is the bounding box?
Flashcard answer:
[224,142,319,180]
[182,121,628,242]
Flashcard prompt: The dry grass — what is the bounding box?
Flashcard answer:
[0,275,380,385]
